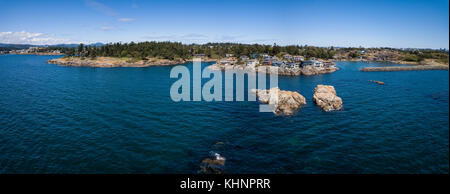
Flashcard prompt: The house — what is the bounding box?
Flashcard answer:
[219,57,238,65]
[240,55,249,61]
[251,53,260,59]
[271,60,286,67]
[262,56,280,65]
[286,62,300,69]
[225,54,234,57]
[292,55,304,62]
[245,59,259,68]
[194,54,206,58]
[357,50,366,55]
[301,60,323,67]
[282,54,293,61]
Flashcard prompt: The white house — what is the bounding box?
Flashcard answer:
[301,60,323,67]
[245,59,259,68]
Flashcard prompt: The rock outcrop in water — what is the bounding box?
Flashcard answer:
[313,85,343,111]
[200,151,226,174]
[251,87,306,115]
[300,65,339,76]
[370,80,385,85]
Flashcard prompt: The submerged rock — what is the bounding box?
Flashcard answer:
[313,85,343,111]
[199,152,226,174]
[251,87,307,115]
[370,80,385,85]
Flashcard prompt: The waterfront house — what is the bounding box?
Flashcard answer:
[245,59,259,68]
[219,57,238,65]
[286,62,300,69]
[194,54,206,58]
[225,54,234,57]
[240,55,249,61]
[271,60,286,67]
[283,54,293,61]
[301,59,323,67]
[292,55,304,62]
[263,56,280,65]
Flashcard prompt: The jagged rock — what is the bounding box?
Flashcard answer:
[251,87,306,115]
[313,85,343,111]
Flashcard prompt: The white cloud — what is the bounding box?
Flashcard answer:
[85,0,116,16]
[100,26,115,31]
[117,18,135,22]
[0,31,70,45]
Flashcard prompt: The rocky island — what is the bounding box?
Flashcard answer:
[47,56,185,67]
[313,85,343,111]
[251,87,307,115]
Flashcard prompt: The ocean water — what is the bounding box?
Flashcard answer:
[0,55,448,174]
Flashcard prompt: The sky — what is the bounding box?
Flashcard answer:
[0,0,448,49]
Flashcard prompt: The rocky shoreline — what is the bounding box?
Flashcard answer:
[47,57,186,67]
[251,87,307,115]
[207,63,338,76]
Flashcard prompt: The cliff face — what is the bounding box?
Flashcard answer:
[251,87,306,115]
[313,85,343,111]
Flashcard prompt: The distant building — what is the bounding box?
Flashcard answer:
[282,54,293,61]
[225,54,234,57]
[240,55,249,61]
[263,56,280,65]
[286,62,300,69]
[194,54,206,58]
[292,55,304,62]
[219,57,238,65]
[301,60,323,67]
[251,53,260,59]
[245,59,259,68]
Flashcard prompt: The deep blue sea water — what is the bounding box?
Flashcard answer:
[0,55,448,174]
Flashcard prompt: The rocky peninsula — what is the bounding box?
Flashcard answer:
[313,85,343,111]
[207,63,338,76]
[251,87,307,115]
[47,57,185,67]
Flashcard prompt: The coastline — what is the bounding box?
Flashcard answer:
[47,56,186,67]
[207,63,339,76]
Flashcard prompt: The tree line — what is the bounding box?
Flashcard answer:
[45,41,448,63]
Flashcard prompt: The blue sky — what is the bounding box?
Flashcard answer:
[0,0,448,49]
